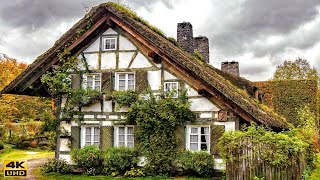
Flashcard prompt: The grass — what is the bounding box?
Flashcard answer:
[21,168,212,180]
[0,148,54,162]
[309,153,320,180]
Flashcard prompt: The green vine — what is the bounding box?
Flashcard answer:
[126,90,196,175]
[107,90,138,108]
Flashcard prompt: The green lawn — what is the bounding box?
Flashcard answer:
[28,168,211,180]
[0,148,54,162]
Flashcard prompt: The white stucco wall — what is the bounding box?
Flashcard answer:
[118,52,135,68]
[148,70,161,90]
[103,100,113,112]
[82,102,101,112]
[214,121,236,131]
[101,53,116,69]
[103,28,118,35]
[185,84,199,97]
[119,35,136,50]
[84,53,99,70]
[60,155,72,163]
[83,38,100,52]
[190,97,220,111]
[60,121,71,134]
[130,52,152,68]
[60,138,70,152]
[164,70,178,80]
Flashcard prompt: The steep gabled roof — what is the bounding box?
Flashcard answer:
[0,2,290,129]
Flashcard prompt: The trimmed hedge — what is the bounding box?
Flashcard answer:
[256,79,318,127]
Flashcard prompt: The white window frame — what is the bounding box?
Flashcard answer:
[83,73,101,92]
[164,82,179,98]
[115,72,135,91]
[186,125,210,152]
[114,126,134,148]
[103,37,117,50]
[81,126,100,148]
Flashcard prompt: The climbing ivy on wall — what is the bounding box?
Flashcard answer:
[126,91,196,175]
[255,79,318,127]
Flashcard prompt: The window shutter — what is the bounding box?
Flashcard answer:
[175,125,185,151]
[101,72,114,93]
[210,125,225,155]
[135,70,148,94]
[100,126,113,150]
[71,74,81,89]
[71,126,81,149]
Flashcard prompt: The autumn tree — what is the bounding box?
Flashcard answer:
[273,58,318,80]
[0,57,53,123]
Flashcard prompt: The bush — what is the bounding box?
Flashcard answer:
[0,141,4,150]
[124,167,145,177]
[42,158,70,174]
[103,147,139,176]
[71,145,102,174]
[176,151,215,177]
[21,141,30,149]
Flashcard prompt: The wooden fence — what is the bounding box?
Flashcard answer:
[225,137,306,180]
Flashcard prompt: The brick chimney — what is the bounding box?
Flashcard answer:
[221,61,239,76]
[177,22,194,53]
[193,36,209,63]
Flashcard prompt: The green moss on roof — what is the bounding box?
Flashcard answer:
[2,2,291,129]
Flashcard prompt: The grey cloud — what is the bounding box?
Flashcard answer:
[205,0,320,58]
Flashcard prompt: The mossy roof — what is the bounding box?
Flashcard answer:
[0,2,290,129]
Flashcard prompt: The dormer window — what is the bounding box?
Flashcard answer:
[103,37,116,50]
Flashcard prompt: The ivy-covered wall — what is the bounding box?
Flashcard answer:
[255,79,318,127]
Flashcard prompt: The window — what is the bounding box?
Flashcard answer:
[103,37,116,50]
[82,127,100,147]
[85,74,101,91]
[114,126,134,148]
[187,126,210,152]
[115,73,135,90]
[164,82,179,98]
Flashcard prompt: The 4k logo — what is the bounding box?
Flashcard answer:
[3,160,28,177]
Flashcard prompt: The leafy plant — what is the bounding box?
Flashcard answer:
[124,167,145,177]
[71,145,103,173]
[0,141,4,150]
[102,147,139,176]
[110,90,138,108]
[176,151,215,177]
[126,91,195,175]
[42,158,71,174]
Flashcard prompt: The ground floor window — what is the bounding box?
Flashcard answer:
[186,125,210,152]
[114,126,134,148]
[82,126,100,147]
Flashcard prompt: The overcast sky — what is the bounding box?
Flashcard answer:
[0,0,319,81]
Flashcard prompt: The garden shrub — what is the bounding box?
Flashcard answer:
[42,158,70,174]
[124,167,145,177]
[71,145,103,174]
[176,151,215,177]
[0,141,4,150]
[21,140,31,149]
[102,147,139,176]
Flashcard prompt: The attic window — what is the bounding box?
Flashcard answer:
[103,37,116,50]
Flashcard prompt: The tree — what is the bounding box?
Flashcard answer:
[0,57,53,123]
[273,58,318,80]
